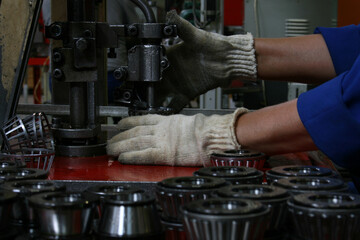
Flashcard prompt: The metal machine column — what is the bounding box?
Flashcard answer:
[48,0,106,157]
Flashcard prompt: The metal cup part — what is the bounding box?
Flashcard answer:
[86,184,144,198]
[193,166,264,185]
[97,192,164,239]
[209,149,266,170]
[266,165,339,184]
[287,192,360,240]
[86,183,145,225]
[183,198,270,240]
[156,176,227,222]
[214,184,290,236]
[272,177,348,195]
[1,180,65,227]
[0,168,48,182]
[29,191,98,238]
[0,160,26,169]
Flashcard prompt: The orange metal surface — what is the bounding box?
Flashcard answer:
[48,155,199,182]
[47,152,319,182]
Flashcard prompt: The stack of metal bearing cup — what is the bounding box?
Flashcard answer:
[214,184,290,240]
[1,180,65,237]
[287,192,360,240]
[273,177,348,239]
[0,189,18,240]
[29,192,98,239]
[266,165,339,184]
[96,192,164,240]
[182,198,270,240]
[0,168,48,182]
[156,176,227,238]
[272,177,348,195]
[193,166,264,185]
[209,149,266,170]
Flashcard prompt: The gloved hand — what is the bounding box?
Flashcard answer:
[107,108,248,166]
[157,10,257,112]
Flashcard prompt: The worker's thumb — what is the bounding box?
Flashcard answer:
[166,10,202,43]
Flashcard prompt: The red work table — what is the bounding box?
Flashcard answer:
[49,155,199,181]
[48,152,328,182]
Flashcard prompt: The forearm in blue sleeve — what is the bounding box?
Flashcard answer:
[315,25,360,75]
[297,55,360,169]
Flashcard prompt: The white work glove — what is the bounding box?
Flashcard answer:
[107,108,248,166]
[157,10,257,112]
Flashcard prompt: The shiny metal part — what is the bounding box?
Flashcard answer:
[288,192,360,240]
[193,166,264,185]
[97,192,164,239]
[182,198,270,240]
[272,177,348,195]
[86,184,144,198]
[22,112,54,150]
[0,168,48,181]
[209,149,267,169]
[0,160,26,169]
[215,184,290,235]
[1,180,64,228]
[1,115,32,152]
[29,191,98,238]
[266,165,340,184]
[156,176,227,223]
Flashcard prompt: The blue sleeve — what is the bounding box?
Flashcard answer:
[297,55,360,169]
[315,25,360,75]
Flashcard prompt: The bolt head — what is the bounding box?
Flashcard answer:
[53,52,62,63]
[53,68,63,80]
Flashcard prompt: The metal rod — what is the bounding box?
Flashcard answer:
[147,83,155,108]
[130,0,156,23]
[17,104,234,117]
[70,83,87,128]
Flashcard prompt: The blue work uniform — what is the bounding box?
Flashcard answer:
[297,25,360,172]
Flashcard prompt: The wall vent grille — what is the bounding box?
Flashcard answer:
[285,19,309,37]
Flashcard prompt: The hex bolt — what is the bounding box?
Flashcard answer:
[53,68,63,80]
[128,25,138,36]
[161,59,169,68]
[163,26,174,36]
[123,91,132,100]
[75,38,88,51]
[53,51,62,63]
[113,67,127,81]
[83,29,93,38]
[50,23,63,38]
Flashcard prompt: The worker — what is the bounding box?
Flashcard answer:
[107,10,360,172]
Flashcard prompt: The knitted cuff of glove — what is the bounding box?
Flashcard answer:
[201,107,249,162]
[230,107,249,148]
[224,33,257,84]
